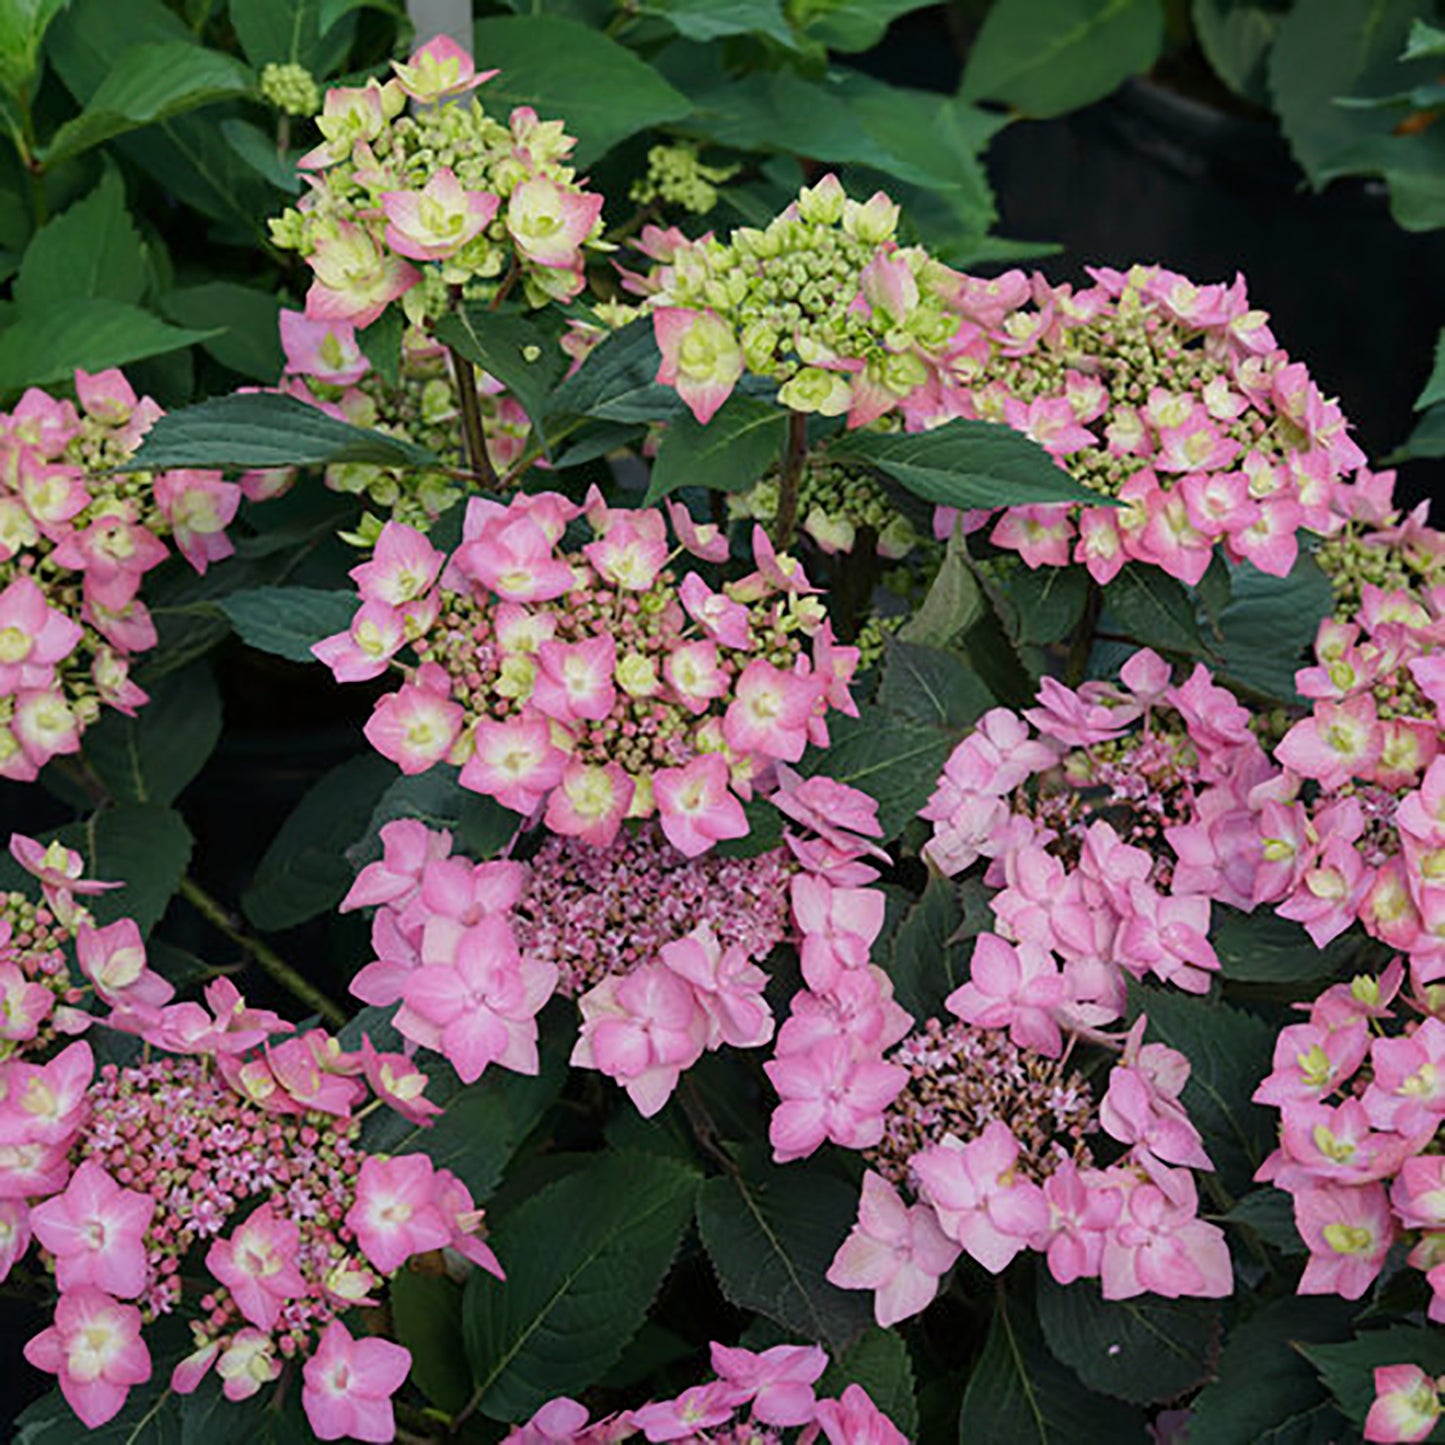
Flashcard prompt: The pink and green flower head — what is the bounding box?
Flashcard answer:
[381,168,500,262]
[391,35,497,104]
[1366,1364,1443,1443]
[506,176,603,270]
[653,308,744,425]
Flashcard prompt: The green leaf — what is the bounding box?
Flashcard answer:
[1268,0,1429,187]
[357,305,404,389]
[391,1270,473,1417]
[433,305,566,441]
[897,530,986,648]
[959,1284,1149,1441]
[803,0,941,51]
[1130,980,1276,1197]
[1035,1273,1222,1406]
[1416,330,1445,411]
[1213,552,1333,702]
[642,0,796,46]
[0,298,216,394]
[798,703,952,843]
[819,1327,918,1438]
[72,802,193,935]
[219,117,302,194]
[241,752,394,931]
[1212,905,1369,985]
[1299,1326,1445,1430]
[462,1151,699,1420]
[41,42,254,166]
[887,873,971,1021]
[0,0,68,95]
[878,641,992,732]
[644,394,786,504]
[363,768,519,862]
[229,0,356,72]
[1395,401,1445,461]
[960,0,1166,119]
[833,420,1103,511]
[14,170,148,311]
[350,1004,569,1197]
[1225,1186,1309,1255]
[126,392,437,471]
[1191,0,1281,105]
[470,15,690,167]
[696,1150,872,1353]
[547,317,680,425]
[1104,563,1209,657]
[160,282,284,381]
[994,562,1091,647]
[83,663,221,806]
[217,586,356,663]
[1190,1297,1357,1444]
[15,1381,183,1442]
[1404,18,1445,60]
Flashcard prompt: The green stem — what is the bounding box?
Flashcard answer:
[445,342,501,490]
[14,89,45,226]
[1064,580,1102,688]
[179,876,348,1027]
[771,409,808,550]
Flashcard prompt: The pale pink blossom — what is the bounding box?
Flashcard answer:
[24,1287,151,1428]
[206,1203,307,1331]
[30,1161,154,1299]
[302,1318,411,1442]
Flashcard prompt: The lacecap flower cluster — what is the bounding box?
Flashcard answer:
[0,834,500,1440]
[0,369,265,782]
[313,493,859,856]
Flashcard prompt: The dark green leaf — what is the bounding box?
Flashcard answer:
[1213,552,1333,702]
[161,282,285,382]
[1225,1187,1309,1255]
[241,752,394,931]
[897,530,986,648]
[470,16,690,167]
[1130,980,1276,1196]
[833,420,1103,511]
[819,1327,918,1437]
[1268,0,1429,187]
[798,703,952,843]
[1191,0,1281,105]
[995,562,1090,647]
[1395,402,1445,462]
[547,317,680,425]
[69,803,193,935]
[219,117,303,193]
[879,641,993,731]
[41,42,254,165]
[642,0,796,46]
[0,0,69,95]
[1299,1326,1445,1430]
[462,1151,699,1419]
[1191,1297,1357,1443]
[15,1381,182,1442]
[83,663,222,806]
[960,0,1166,118]
[887,873,972,1021]
[15,170,148,311]
[357,305,404,389]
[391,1269,473,1417]
[1212,906,1369,985]
[959,1284,1149,1440]
[696,1150,872,1352]
[644,394,785,504]
[1035,1273,1222,1406]
[0,299,216,394]
[1416,333,1445,416]
[217,586,356,663]
[1105,563,1210,656]
[803,0,941,51]
[230,0,355,71]
[433,305,565,441]
[125,392,437,471]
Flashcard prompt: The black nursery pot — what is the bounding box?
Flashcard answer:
[984,77,1445,512]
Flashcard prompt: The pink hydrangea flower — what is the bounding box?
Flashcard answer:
[1365,1364,1442,1443]
[1293,1182,1395,1299]
[30,1160,154,1299]
[205,1202,307,1331]
[709,1341,828,1428]
[24,1287,151,1428]
[653,308,744,425]
[812,1384,908,1445]
[764,1039,906,1162]
[1099,1169,1233,1300]
[346,1153,452,1274]
[302,1318,412,1442]
[652,754,749,858]
[827,1171,960,1326]
[945,933,1066,1057]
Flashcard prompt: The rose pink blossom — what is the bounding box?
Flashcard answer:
[30,1161,154,1298]
[346,1154,452,1274]
[24,1287,151,1428]
[302,1318,411,1442]
[205,1203,307,1331]
[709,1341,828,1427]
